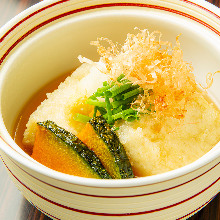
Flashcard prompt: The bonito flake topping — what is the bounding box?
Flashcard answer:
[81,29,202,119]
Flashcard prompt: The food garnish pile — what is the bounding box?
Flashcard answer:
[23,29,220,178]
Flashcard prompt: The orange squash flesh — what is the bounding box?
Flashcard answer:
[32,124,100,178]
[66,97,94,133]
[77,123,120,179]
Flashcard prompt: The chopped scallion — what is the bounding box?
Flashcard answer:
[73,114,91,123]
[86,99,106,108]
[109,83,132,97]
[73,74,145,125]
[105,94,113,124]
[122,88,143,100]
[117,74,125,82]
[112,96,137,109]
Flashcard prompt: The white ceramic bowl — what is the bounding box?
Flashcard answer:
[0,0,219,219]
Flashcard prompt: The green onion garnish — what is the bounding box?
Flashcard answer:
[107,83,133,97]
[105,94,113,124]
[73,74,145,125]
[111,96,137,109]
[122,87,143,100]
[73,114,91,123]
[86,99,106,108]
[117,74,126,82]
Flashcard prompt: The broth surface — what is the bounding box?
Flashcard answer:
[13,72,71,155]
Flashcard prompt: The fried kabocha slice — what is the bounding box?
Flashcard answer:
[31,120,111,179]
[78,116,134,179]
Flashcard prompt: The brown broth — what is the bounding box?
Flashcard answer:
[13,72,71,156]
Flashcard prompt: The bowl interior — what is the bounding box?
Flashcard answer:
[0,7,220,165]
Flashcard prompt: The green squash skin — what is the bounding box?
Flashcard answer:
[38,121,112,179]
[89,116,134,179]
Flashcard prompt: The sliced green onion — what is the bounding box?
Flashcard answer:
[96,106,107,115]
[124,115,137,122]
[112,96,137,109]
[112,126,119,131]
[112,111,124,120]
[86,99,106,108]
[122,108,136,115]
[112,108,136,120]
[86,74,144,125]
[105,94,113,124]
[112,106,123,115]
[122,88,143,100]
[121,79,130,84]
[112,94,122,101]
[95,85,112,97]
[103,81,108,86]
[73,114,91,123]
[108,83,133,97]
[126,84,140,92]
[117,74,125,82]
[102,113,108,120]
[93,106,98,118]
[89,94,98,100]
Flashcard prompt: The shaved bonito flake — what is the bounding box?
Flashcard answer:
[200,71,220,90]
[81,29,213,119]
